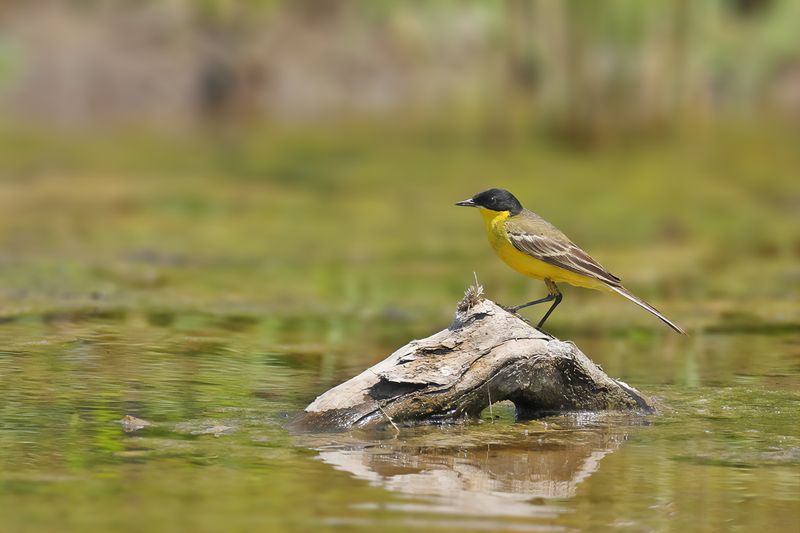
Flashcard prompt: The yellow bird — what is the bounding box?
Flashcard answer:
[456,188,685,334]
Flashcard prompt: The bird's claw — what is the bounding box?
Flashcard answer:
[500,304,532,324]
[500,304,555,338]
[535,327,555,340]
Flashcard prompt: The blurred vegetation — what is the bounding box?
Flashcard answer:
[0,117,797,336]
[1,0,800,141]
[0,1,795,345]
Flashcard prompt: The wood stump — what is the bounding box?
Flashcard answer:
[291,286,653,432]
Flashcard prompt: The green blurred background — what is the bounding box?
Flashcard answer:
[0,0,798,335]
[0,2,799,532]
[0,1,798,332]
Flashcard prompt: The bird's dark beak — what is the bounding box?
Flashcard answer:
[455,198,477,207]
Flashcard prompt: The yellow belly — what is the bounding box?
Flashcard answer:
[480,208,606,290]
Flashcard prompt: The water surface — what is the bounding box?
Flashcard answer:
[0,309,797,533]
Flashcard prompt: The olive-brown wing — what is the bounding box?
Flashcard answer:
[506,220,621,287]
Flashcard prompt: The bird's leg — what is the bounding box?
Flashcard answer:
[508,292,555,313]
[536,279,562,329]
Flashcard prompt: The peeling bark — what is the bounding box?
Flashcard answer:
[291,289,653,432]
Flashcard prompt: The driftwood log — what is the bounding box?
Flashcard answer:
[292,286,653,432]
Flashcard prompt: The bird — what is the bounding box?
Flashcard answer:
[455,188,686,334]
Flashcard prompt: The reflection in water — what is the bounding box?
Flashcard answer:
[307,413,645,521]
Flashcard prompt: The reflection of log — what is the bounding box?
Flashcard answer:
[292,286,653,432]
[306,420,628,517]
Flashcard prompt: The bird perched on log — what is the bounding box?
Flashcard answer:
[456,188,685,334]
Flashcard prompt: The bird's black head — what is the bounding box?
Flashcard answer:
[455,188,523,215]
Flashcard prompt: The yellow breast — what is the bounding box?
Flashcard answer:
[478,208,605,290]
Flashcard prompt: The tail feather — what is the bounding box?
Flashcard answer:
[608,285,686,335]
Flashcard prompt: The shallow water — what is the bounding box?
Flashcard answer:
[0,310,797,533]
[0,127,798,531]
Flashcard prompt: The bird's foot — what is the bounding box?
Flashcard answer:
[500,305,555,338]
[499,304,533,324]
[535,326,556,340]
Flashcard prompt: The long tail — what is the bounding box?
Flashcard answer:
[608,285,686,334]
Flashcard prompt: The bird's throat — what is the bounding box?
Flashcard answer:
[479,208,511,250]
[479,208,510,233]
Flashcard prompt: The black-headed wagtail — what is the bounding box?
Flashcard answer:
[456,188,685,334]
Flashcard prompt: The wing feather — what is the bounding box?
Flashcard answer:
[507,227,621,287]
[504,212,685,333]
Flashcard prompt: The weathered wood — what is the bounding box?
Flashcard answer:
[291,286,653,432]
